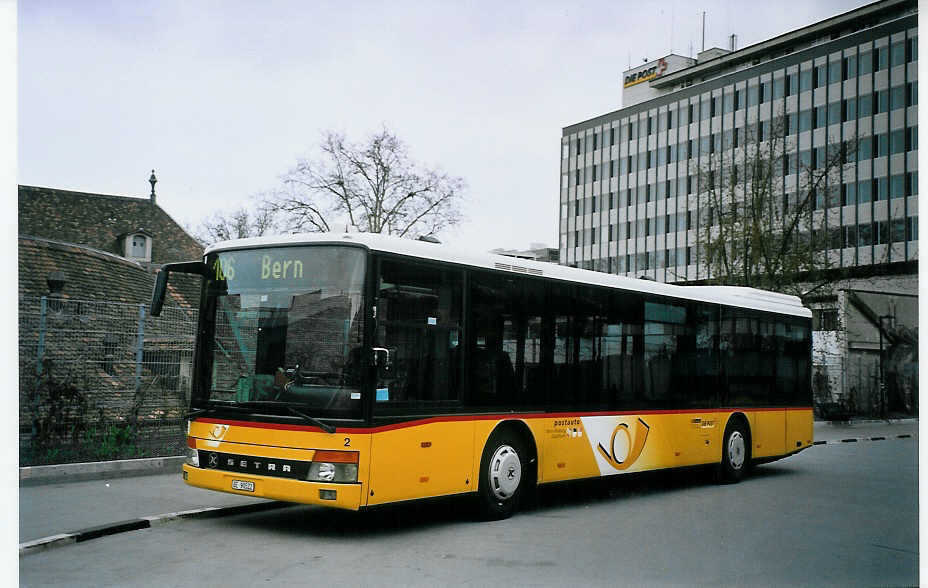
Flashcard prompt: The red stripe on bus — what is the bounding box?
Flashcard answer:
[194,407,812,435]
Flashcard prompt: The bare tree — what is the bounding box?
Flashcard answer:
[266,127,465,238]
[194,196,281,246]
[697,111,856,296]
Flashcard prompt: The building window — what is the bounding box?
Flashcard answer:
[874,46,888,71]
[813,64,826,88]
[813,309,839,331]
[875,133,889,157]
[842,55,856,81]
[906,126,918,151]
[892,218,906,243]
[841,182,856,206]
[130,235,147,258]
[890,85,906,110]
[874,89,889,113]
[859,51,872,75]
[858,180,872,203]
[828,60,841,84]
[827,102,841,125]
[813,106,826,129]
[842,98,856,122]
[890,175,905,199]
[876,177,889,201]
[799,68,812,92]
[891,41,905,67]
[799,110,812,132]
[772,78,784,99]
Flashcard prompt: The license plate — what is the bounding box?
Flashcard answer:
[231,480,255,492]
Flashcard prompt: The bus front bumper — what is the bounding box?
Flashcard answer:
[182,464,363,510]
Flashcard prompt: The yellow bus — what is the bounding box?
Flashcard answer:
[152,232,813,519]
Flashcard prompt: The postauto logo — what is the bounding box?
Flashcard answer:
[624,58,668,88]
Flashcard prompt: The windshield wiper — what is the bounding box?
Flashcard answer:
[232,401,336,434]
[188,402,255,419]
[285,405,336,434]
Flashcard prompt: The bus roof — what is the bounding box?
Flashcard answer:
[205,232,811,319]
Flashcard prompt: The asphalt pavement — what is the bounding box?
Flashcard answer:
[19,418,918,552]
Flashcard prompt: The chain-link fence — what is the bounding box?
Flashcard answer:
[19,296,198,465]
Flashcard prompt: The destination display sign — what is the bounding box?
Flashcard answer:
[207,245,367,295]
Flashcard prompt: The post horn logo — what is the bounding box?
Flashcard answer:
[597,418,650,470]
[210,424,229,439]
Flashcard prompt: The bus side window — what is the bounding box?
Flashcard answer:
[721,308,774,406]
[376,259,462,409]
[468,272,520,407]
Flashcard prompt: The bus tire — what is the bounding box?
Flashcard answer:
[720,418,750,483]
[476,428,526,520]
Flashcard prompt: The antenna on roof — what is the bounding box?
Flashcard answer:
[701,11,706,52]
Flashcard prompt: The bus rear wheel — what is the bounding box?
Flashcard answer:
[720,419,750,483]
[477,429,525,520]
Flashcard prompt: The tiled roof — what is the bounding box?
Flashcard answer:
[18,185,203,264]
[18,236,194,308]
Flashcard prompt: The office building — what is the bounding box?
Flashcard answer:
[559,0,917,415]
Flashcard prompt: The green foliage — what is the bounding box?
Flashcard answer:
[23,367,184,465]
[29,366,88,450]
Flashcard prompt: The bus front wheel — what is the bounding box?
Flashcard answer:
[720,418,750,483]
[476,429,525,520]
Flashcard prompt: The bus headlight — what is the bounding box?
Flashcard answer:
[306,450,359,483]
[186,447,199,468]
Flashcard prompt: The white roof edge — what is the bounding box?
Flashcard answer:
[205,232,811,318]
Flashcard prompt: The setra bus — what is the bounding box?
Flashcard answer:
[152,232,813,519]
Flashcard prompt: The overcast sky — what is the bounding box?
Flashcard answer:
[18,0,871,250]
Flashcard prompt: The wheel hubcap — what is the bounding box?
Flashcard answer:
[728,431,745,470]
[488,444,522,501]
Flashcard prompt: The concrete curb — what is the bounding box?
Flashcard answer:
[20,456,186,486]
[19,501,289,556]
[817,418,918,426]
[812,433,916,446]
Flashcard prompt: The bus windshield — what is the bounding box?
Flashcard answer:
[199,245,366,420]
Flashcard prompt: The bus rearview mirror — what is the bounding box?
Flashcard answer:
[150,261,207,317]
